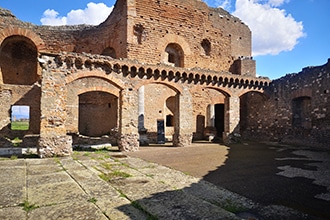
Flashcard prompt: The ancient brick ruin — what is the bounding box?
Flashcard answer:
[0,0,328,157]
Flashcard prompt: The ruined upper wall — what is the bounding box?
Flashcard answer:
[125,0,252,73]
[241,59,330,148]
[0,7,96,53]
[0,0,254,75]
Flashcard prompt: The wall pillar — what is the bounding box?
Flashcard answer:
[173,88,193,147]
[223,95,241,143]
[208,104,215,127]
[138,86,145,130]
[118,88,139,151]
[38,69,72,157]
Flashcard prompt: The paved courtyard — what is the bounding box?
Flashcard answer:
[127,141,330,219]
[0,141,329,219]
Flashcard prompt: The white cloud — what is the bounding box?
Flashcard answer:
[41,2,113,26]
[233,0,305,56]
[218,0,232,10]
[268,0,289,7]
[203,0,232,11]
[40,9,67,26]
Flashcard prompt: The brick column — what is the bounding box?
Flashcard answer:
[223,95,241,143]
[118,88,139,151]
[173,88,193,147]
[38,69,72,158]
[38,70,72,158]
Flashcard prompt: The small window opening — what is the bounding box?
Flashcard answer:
[166,115,174,127]
[201,39,211,56]
[11,105,30,130]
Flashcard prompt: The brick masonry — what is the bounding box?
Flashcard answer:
[240,60,330,148]
[0,1,328,157]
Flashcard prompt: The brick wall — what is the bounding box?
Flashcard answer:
[241,59,330,148]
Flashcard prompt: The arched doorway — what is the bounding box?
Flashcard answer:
[0,35,39,85]
[78,91,118,137]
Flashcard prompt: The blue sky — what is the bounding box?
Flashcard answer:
[11,106,30,119]
[1,0,329,79]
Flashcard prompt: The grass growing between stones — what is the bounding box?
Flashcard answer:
[221,199,248,214]
[87,197,97,204]
[131,201,158,220]
[117,189,158,220]
[20,200,39,212]
[10,155,18,160]
[99,171,132,182]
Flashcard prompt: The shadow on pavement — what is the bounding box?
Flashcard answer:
[202,142,330,219]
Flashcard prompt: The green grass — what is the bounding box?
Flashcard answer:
[11,121,29,130]
[221,199,247,213]
[20,200,38,212]
[99,171,132,182]
[87,197,97,204]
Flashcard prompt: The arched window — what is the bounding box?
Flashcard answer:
[101,47,116,58]
[165,43,184,67]
[0,35,38,85]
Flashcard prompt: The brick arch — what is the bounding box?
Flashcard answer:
[204,86,232,97]
[77,86,120,98]
[291,88,312,100]
[157,34,192,56]
[65,70,124,91]
[135,80,183,94]
[0,27,46,52]
[238,89,268,99]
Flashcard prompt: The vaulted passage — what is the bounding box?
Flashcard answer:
[78,91,118,137]
[0,35,38,85]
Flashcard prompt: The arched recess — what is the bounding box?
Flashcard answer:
[165,43,184,67]
[157,34,191,68]
[66,76,122,138]
[192,87,230,141]
[79,91,118,137]
[166,96,176,127]
[101,47,116,58]
[138,82,179,144]
[0,35,39,85]
[239,91,268,135]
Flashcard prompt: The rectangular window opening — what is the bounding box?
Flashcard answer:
[11,105,30,130]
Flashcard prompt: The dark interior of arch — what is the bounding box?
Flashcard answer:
[0,35,38,85]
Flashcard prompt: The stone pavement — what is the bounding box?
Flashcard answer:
[0,145,308,220]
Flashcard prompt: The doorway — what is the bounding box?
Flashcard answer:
[215,104,224,137]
